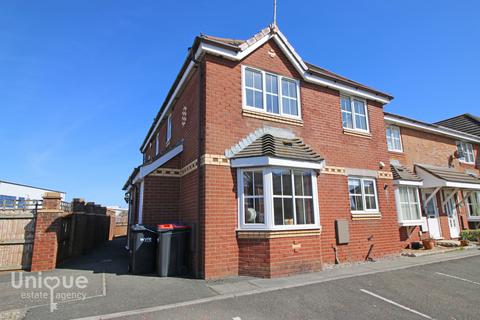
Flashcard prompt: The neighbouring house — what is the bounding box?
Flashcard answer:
[124,24,404,279]
[0,180,66,208]
[384,112,480,239]
[435,113,480,229]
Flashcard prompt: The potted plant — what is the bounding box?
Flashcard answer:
[460,230,470,247]
[422,237,436,250]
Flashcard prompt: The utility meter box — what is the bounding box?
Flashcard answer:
[335,219,349,244]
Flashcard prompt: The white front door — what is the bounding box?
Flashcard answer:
[444,191,460,238]
[422,190,441,239]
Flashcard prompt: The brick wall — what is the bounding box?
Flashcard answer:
[200,39,400,277]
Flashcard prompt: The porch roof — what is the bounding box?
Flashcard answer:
[415,164,480,190]
[391,165,423,186]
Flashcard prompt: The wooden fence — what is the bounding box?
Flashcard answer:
[0,200,41,271]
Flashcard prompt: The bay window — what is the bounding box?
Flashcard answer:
[238,168,319,230]
[348,177,379,213]
[243,66,300,118]
[395,186,422,224]
[341,95,369,132]
[456,141,475,164]
[466,192,480,220]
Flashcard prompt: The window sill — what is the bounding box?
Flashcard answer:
[237,228,322,239]
[388,150,404,154]
[343,128,372,139]
[459,160,475,166]
[467,216,480,221]
[351,212,381,220]
[242,109,303,126]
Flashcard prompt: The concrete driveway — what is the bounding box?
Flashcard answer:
[0,239,479,320]
[0,238,215,320]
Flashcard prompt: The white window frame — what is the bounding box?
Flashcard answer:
[386,125,403,152]
[166,114,172,144]
[155,133,159,156]
[348,177,379,214]
[394,186,422,226]
[340,95,370,133]
[241,65,302,120]
[466,191,480,221]
[237,167,320,231]
[456,141,475,164]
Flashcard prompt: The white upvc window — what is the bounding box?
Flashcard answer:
[466,191,480,219]
[155,133,159,156]
[395,186,422,225]
[348,177,379,213]
[166,114,172,144]
[341,95,369,133]
[242,66,301,119]
[238,168,320,230]
[456,141,475,164]
[386,125,403,152]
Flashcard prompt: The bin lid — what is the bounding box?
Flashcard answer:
[156,223,191,231]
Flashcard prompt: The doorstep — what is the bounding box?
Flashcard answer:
[402,243,479,257]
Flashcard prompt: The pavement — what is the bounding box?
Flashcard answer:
[0,238,479,320]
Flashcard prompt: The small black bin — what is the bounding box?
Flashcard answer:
[129,224,157,275]
[156,224,191,277]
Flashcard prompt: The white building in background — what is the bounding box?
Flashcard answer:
[0,180,66,203]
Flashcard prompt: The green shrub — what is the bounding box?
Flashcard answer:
[460,229,480,241]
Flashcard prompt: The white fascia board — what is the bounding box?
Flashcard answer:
[445,181,480,190]
[142,33,391,150]
[141,60,196,152]
[394,180,424,186]
[384,115,480,144]
[133,144,183,184]
[230,156,324,170]
[271,34,390,104]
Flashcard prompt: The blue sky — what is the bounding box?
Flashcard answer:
[1,1,479,206]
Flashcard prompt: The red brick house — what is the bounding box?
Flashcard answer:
[124,25,416,279]
[384,112,480,242]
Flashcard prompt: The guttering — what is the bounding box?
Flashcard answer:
[230,156,325,170]
[385,114,480,144]
[141,31,393,151]
[133,143,183,184]
[393,180,424,187]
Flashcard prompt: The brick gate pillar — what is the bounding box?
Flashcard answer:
[30,192,63,272]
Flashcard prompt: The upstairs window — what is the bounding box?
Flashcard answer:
[166,114,172,144]
[348,177,378,213]
[456,141,474,164]
[155,133,159,156]
[341,95,369,132]
[386,125,402,152]
[243,66,300,118]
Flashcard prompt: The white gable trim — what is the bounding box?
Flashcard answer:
[142,29,391,151]
[134,144,183,184]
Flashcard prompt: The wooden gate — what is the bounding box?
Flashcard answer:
[0,200,40,271]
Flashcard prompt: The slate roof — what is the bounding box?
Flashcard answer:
[233,134,323,163]
[415,164,480,185]
[435,114,480,138]
[390,165,423,182]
